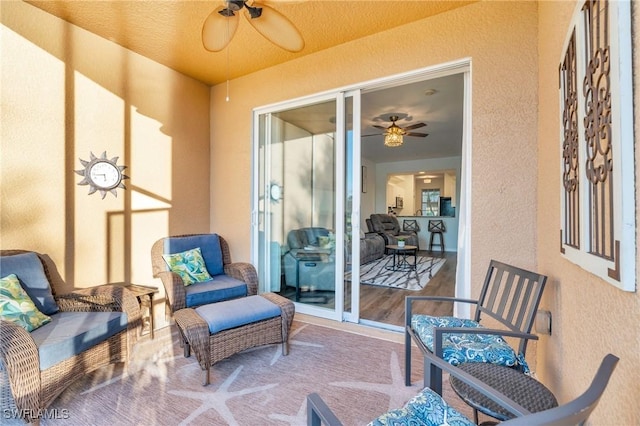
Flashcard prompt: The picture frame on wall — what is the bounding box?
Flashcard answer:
[361,166,367,193]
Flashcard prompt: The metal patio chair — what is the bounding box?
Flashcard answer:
[405,259,547,395]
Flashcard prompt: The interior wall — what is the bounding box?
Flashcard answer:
[1,2,211,329]
[536,1,640,424]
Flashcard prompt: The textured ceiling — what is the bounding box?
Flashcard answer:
[26,0,477,86]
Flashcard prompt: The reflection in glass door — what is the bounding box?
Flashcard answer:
[255,97,344,319]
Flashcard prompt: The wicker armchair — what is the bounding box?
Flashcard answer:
[0,250,141,423]
[151,234,258,314]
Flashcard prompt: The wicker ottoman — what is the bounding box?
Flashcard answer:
[173,293,295,385]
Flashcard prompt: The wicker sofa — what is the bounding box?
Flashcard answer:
[0,250,141,423]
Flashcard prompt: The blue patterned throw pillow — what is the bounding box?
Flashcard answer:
[162,247,213,286]
[0,274,52,332]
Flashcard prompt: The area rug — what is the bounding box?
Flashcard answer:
[346,255,446,291]
[23,321,473,426]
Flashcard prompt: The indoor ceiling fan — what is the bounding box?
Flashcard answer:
[202,0,304,52]
[363,115,428,147]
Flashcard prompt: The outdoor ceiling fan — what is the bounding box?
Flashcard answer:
[202,0,304,52]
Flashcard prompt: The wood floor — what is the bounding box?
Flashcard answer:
[280,251,457,328]
[354,250,456,327]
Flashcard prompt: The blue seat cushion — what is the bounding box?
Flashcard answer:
[30,311,128,370]
[0,252,59,315]
[195,295,281,334]
[185,276,247,307]
[163,234,224,276]
[411,315,522,369]
[368,387,475,426]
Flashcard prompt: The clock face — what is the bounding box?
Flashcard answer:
[270,183,281,202]
[89,161,121,189]
[76,151,128,199]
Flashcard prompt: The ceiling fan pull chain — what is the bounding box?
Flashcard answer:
[225,17,231,102]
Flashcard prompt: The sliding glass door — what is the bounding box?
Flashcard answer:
[253,92,361,320]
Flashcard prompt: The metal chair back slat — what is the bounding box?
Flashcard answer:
[476,260,547,349]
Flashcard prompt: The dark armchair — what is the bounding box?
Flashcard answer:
[307,354,619,426]
[282,227,335,294]
[369,213,419,249]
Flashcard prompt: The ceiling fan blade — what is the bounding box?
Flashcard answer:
[244,3,304,52]
[403,122,426,131]
[372,125,387,131]
[362,133,382,137]
[202,6,240,52]
[405,132,429,137]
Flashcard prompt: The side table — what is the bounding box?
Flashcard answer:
[294,249,331,303]
[107,282,158,339]
[449,363,558,424]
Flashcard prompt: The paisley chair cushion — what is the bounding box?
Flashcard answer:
[411,315,529,372]
[368,387,475,426]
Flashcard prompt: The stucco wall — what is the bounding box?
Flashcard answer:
[537,1,640,424]
[1,2,211,329]
[210,2,540,285]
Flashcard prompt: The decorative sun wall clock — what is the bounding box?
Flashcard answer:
[75,151,129,199]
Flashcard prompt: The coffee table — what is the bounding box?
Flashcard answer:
[449,363,558,423]
[385,244,418,272]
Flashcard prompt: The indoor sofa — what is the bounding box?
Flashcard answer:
[359,231,385,264]
[0,250,141,423]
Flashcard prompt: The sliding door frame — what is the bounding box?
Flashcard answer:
[251,57,473,324]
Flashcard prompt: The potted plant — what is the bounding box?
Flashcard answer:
[397,236,406,248]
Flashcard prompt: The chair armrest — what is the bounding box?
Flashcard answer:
[0,320,42,418]
[405,296,479,326]
[156,270,187,312]
[306,393,344,426]
[427,354,532,418]
[61,285,141,320]
[406,295,479,304]
[225,262,258,296]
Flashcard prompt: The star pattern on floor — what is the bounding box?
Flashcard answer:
[81,330,184,394]
[167,365,278,425]
[268,399,307,426]
[329,350,421,410]
[238,323,324,366]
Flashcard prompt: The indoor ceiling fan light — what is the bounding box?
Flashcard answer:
[244,3,304,52]
[202,6,239,52]
[384,126,404,147]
